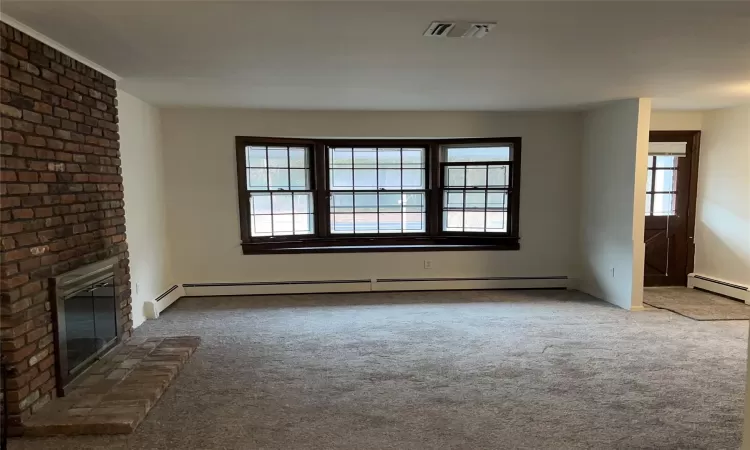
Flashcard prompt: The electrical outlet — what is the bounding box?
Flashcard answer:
[611,267,615,278]
[424,260,432,269]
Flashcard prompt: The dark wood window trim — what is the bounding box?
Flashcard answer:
[236,137,522,254]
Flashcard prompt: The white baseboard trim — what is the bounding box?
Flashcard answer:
[687,273,750,303]
[181,276,570,297]
[144,284,186,319]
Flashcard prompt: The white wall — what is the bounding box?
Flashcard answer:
[119,90,173,327]
[694,105,750,288]
[650,110,703,131]
[579,99,651,310]
[160,109,582,286]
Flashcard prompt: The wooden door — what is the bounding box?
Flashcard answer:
[643,131,700,287]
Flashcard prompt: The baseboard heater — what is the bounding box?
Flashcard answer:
[181,276,569,297]
[144,284,185,319]
[688,274,750,304]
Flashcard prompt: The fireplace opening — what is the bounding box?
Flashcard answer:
[50,257,122,396]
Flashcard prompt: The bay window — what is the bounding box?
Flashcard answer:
[235,137,521,253]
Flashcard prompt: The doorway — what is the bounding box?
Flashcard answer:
[643,131,701,287]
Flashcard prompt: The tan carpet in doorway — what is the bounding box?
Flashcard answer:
[644,287,750,320]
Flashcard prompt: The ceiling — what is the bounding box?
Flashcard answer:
[3,1,750,111]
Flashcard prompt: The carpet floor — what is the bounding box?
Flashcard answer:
[10,289,748,450]
[644,287,750,320]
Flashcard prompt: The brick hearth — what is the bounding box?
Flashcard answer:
[23,336,200,436]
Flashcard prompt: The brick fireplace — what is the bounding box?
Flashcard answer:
[0,21,132,432]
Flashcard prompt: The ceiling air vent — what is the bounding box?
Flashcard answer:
[423,21,497,39]
[423,22,456,37]
[462,23,496,39]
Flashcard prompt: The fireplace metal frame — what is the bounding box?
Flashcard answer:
[50,257,122,397]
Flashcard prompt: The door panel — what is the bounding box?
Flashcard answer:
[643,131,700,287]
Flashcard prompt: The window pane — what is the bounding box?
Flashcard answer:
[444,211,464,231]
[268,168,289,190]
[378,149,401,168]
[402,149,424,168]
[654,169,676,192]
[401,169,423,188]
[378,169,402,189]
[487,191,508,210]
[331,193,354,213]
[466,167,487,187]
[246,147,267,167]
[653,193,676,216]
[355,213,379,233]
[379,212,403,232]
[646,170,653,192]
[289,169,308,190]
[445,191,464,209]
[267,147,288,168]
[272,193,293,214]
[645,193,653,215]
[294,193,312,213]
[330,148,353,167]
[447,167,465,187]
[379,192,402,211]
[354,169,377,189]
[273,215,294,233]
[247,169,268,190]
[354,193,378,212]
[488,166,509,187]
[486,212,507,232]
[402,192,425,212]
[331,169,354,190]
[250,193,272,215]
[354,149,377,168]
[464,211,486,231]
[331,214,354,234]
[294,214,314,235]
[289,148,307,168]
[465,191,485,209]
[251,214,272,237]
[445,146,511,162]
[403,213,425,232]
[655,155,677,168]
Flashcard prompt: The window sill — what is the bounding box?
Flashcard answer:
[242,237,520,254]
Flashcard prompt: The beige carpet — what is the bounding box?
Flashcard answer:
[644,287,750,320]
[9,289,748,450]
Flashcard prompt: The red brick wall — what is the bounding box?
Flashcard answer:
[0,22,132,429]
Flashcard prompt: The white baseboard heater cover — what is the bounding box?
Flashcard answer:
[144,284,186,319]
[687,274,750,303]
[182,276,569,297]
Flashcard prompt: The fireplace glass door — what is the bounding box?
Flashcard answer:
[63,276,117,377]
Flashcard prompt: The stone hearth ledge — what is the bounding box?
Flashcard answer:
[22,336,201,436]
